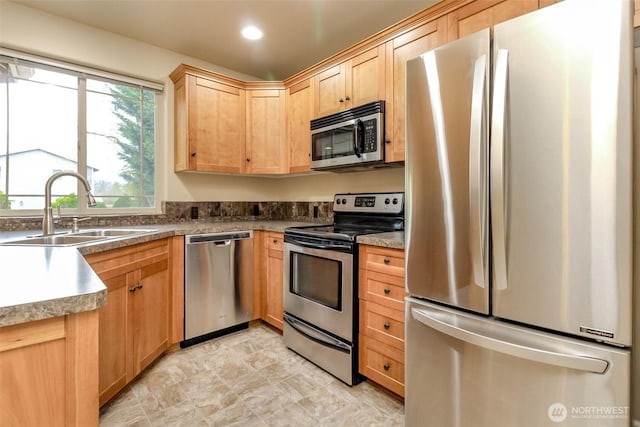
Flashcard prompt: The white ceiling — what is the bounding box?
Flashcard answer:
[9,0,439,81]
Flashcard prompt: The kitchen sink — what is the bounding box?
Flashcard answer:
[1,235,107,246]
[0,228,157,246]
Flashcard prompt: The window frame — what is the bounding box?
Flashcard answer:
[0,49,164,217]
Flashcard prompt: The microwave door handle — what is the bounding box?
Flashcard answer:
[353,119,363,158]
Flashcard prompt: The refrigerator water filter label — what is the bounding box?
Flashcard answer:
[579,326,614,339]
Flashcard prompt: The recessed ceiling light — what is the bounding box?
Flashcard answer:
[242,25,263,40]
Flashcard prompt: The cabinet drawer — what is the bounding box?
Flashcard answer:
[360,300,404,350]
[360,245,405,278]
[266,232,284,251]
[359,334,404,397]
[359,269,405,311]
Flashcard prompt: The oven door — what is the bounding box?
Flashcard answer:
[283,238,354,341]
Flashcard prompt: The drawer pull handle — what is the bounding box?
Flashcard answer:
[383,363,390,371]
[383,287,391,294]
[383,323,390,330]
[383,257,390,264]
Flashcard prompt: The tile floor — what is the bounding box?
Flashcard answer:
[99,323,405,426]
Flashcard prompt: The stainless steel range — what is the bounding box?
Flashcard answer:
[283,192,404,385]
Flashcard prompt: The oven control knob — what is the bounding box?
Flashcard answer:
[336,199,341,205]
[342,198,347,205]
[384,198,390,205]
[392,198,399,205]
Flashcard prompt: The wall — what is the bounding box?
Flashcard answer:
[0,1,404,204]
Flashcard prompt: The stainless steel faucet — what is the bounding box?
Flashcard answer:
[43,171,97,236]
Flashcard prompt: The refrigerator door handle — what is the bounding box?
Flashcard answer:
[411,307,609,374]
[469,54,487,288]
[490,48,509,290]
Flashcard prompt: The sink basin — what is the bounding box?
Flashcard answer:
[2,235,107,246]
[73,228,156,237]
[1,228,157,246]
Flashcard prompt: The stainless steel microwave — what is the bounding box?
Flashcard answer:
[310,100,385,171]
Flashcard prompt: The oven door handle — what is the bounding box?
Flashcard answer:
[284,314,351,354]
[285,238,352,252]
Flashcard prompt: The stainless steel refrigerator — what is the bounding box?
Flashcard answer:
[404,1,634,426]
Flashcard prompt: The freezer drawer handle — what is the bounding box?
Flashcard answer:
[411,307,609,374]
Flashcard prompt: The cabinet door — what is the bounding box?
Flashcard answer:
[346,45,386,109]
[189,76,246,173]
[264,232,284,330]
[385,17,448,163]
[446,0,538,41]
[98,274,128,406]
[286,79,312,173]
[314,64,346,117]
[128,258,169,377]
[246,89,287,174]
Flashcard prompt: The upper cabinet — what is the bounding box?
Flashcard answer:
[245,88,287,174]
[171,65,246,173]
[286,79,313,173]
[313,45,386,118]
[446,0,538,41]
[635,0,640,27]
[384,17,448,163]
[171,0,555,173]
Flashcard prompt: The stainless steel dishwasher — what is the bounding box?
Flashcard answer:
[183,231,253,347]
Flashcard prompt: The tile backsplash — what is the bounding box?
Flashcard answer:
[0,201,333,232]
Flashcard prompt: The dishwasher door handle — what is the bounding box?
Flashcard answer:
[186,231,252,244]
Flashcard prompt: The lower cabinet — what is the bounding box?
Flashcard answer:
[262,231,284,330]
[358,244,406,397]
[85,239,171,406]
[0,311,99,426]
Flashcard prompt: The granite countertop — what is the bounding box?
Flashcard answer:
[357,231,404,249]
[0,220,404,327]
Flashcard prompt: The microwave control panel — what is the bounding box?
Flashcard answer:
[362,119,377,153]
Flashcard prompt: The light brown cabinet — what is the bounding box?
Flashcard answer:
[286,79,313,173]
[171,65,246,173]
[635,0,640,27]
[384,17,448,164]
[358,244,406,397]
[0,311,99,426]
[446,0,538,41]
[85,239,170,406]
[313,45,386,118]
[262,232,284,330]
[246,88,287,174]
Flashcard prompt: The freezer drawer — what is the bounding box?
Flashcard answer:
[405,298,631,427]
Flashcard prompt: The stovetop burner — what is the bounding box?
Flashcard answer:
[285,192,404,242]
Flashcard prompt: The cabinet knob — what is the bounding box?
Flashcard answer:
[383,287,391,294]
[246,158,251,162]
[383,363,390,371]
[136,284,143,290]
[339,98,344,103]
[191,152,196,157]
[273,239,278,244]
[383,257,390,264]
[345,96,350,101]
[383,323,390,330]
[385,140,391,144]
[129,286,137,293]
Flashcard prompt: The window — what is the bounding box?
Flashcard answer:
[0,52,162,215]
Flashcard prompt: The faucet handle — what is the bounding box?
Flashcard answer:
[71,216,91,233]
